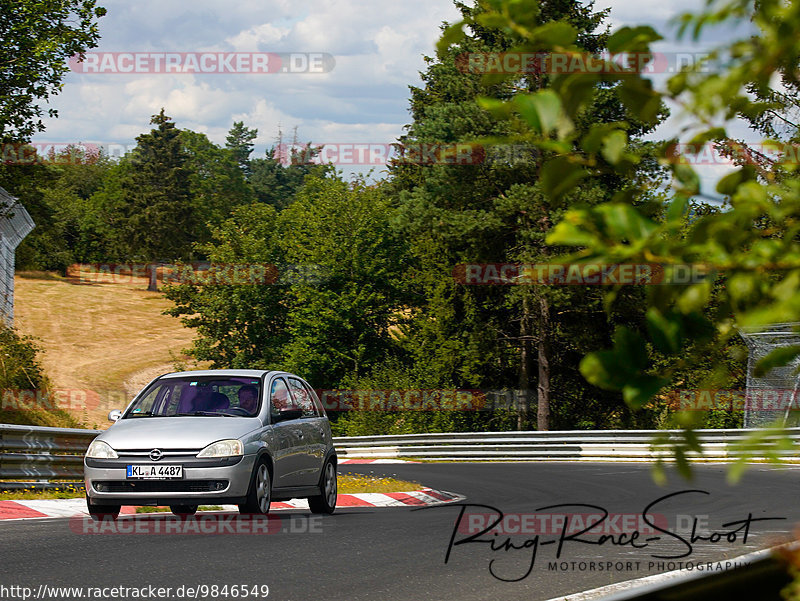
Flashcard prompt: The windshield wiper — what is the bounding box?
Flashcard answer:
[175,411,227,416]
[126,411,155,417]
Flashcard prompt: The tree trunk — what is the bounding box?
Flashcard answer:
[537,295,551,431]
[147,264,159,291]
[518,294,532,430]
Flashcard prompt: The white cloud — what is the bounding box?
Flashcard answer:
[226,24,290,51]
[32,0,763,178]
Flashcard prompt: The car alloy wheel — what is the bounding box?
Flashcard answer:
[239,461,271,514]
[308,459,337,514]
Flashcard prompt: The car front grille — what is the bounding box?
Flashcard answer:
[94,480,228,493]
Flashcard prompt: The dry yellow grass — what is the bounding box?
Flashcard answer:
[13,271,205,428]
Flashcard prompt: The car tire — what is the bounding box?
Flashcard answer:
[86,495,121,521]
[308,459,337,514]
[170,505,198,516]
[238,460,271,514]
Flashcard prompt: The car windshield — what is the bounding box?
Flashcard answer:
[123,376,262,418]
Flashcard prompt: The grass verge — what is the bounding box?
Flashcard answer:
[0,473,423,501]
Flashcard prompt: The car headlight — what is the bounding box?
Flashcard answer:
[197,439,243,458]
[86,440,118,459]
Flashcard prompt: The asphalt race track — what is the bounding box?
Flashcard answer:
[1,462,798,601]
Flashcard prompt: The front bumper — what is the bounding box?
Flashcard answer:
[84,454,257,506]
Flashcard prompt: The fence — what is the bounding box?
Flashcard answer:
[1,425,798,489]
[0,187,34,325]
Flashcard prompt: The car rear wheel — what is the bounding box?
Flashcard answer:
[238,461,271,514]
[308,459,337,514]
[170,505,198,516]
[86,495,120,521]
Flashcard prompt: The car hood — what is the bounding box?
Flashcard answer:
[97,417,262,450]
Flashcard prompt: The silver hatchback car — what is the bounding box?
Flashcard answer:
[84,369,337,520]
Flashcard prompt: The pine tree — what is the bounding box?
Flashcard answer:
[119,109,194,261]
[225,121,258,177]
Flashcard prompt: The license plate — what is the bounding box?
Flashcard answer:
[126,464,183,479]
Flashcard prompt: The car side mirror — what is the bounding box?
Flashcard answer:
[275,408,303,422]
[108,409,122,422]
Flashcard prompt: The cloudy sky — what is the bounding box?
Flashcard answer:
[34,0,754,195]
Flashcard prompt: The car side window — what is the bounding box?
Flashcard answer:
[270,378,292,418]
[288,377,317,417]
[303,381,326,416]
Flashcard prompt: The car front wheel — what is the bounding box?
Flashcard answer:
[308,459,337,514]
[238,461,271,514]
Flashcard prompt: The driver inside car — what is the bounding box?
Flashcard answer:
[237,385,259,415]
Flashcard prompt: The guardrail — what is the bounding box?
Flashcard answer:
[0,424,100,490]
[1,425,798,490]
[332,428,800,461]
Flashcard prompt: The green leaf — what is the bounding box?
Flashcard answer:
[607,26,663,53]
[614,326,648,371]
[686,127,726,148]
[477,96,512,119]
[597,203,657,241]
[601,130,627,165]
[623,374,670,409]
[515,90,562,134]
[546,219,598,246]
[540,157,587,201]
[676,281,712,313]
[726,459,748,484]
[754,344,800,377]
[436,21,466,55]
[651,460,667,486]
[553,73,601,118]
[617,78,662,124]
[476,13,511,29]
[582,123,625,154]
[665,195,689,222]
[683,429,703,454]
[646,308,683,355]
[673,163,700,195]
[674,446,692,480]
[529,21,578,47]
[580,350,631,390]
[716,166,756,196]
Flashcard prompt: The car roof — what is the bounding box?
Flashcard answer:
[159,369,287,379]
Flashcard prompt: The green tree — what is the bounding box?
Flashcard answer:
[391,0,666,430]
[115,109,194,260]
[433,0,800,470]
[165,172,410,389]
[15,145,112,271]
[249,145,330,209]
[181,129,253,245]
[225,121,258,176]
[277,173,410,386]
[163,202,290,368]
[0,0,106,140]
